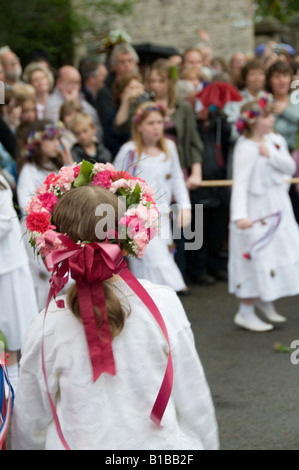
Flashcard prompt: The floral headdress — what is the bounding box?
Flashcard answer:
[132,102,166,125]
[236,92,273,134]
[25,160,159,259]
[96,29,131,54]
[22,121,65,159]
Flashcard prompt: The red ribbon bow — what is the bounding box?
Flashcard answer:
[42,233,173,448]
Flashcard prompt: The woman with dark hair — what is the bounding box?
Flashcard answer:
[266,60,299,222]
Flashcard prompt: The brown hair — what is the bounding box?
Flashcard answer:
[59,100,82,121]
[52,185,128,338]
[17,119,63,175]
[266,60,293,93]
[132,100,168,159]
[240,59,266,87]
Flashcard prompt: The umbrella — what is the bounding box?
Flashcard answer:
[197,82,243,110]
[255,42,296,56]
[133,43,179,65]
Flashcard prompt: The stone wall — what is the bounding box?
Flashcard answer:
[88,0,254,61]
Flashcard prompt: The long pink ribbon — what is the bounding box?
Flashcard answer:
[42,234,173,449]
[243,211,282,260]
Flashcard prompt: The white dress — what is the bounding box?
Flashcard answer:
[229,132,299,301]
[113,139,191,292]
[11,279,219,450]
[17,163,58,311]
[0,175,38,350]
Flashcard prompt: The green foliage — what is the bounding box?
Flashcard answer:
[73,160,94,187]
[0,0,136,68]
[255,0,299,23]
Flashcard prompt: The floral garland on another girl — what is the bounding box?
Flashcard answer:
[25,160,160,260]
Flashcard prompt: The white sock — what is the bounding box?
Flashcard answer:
[239,303,255,319]
[257,300,276,312]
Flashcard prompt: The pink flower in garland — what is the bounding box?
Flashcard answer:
[26,211,54,234]
[37,192,58,212]
[91,170,112,189]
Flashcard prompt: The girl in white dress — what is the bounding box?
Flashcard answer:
[229,93,299,332]
[11,182,218,450]
[0,172,38,390]
[113,101,191,294]
[17,119,73,310]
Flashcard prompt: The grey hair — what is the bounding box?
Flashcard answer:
[109,43,139,68]
[0,46,12,58]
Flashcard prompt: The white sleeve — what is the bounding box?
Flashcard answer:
[17,165,38,213]
[269,135,296,177]
[0,182,13,239]
[168,140,191,208]
[171,325,219,450]
[113,143,136,173]
[230,139,258,221]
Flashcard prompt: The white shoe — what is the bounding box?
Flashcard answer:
[234,312,274,332]
[256,302,286,323]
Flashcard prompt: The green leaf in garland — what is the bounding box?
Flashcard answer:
[73,160,94,188]
[127,183,141,207]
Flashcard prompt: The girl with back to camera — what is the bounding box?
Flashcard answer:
[17,119,73,309]
[11,161,218,450]
[229,92,299,332]
[113,101,191,295]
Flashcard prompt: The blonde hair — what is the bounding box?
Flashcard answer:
[23,61,54,90]
[69,112,95,132]
[52,185,129,338]
[132,101,168,159]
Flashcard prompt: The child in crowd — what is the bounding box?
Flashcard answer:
[17,119,73,309]
[229,93,299,332]
[11,164,218,450]
[0,171,38,391]
[70,112,112,164]
[113,101,191,295]
[59,99,82,149]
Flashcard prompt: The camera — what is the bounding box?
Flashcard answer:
[135,91,155,105]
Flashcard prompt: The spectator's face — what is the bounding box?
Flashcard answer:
[40,137,60,159]
[30,70,51,94]
[269,71,291,96]
[183,51,203,73]
[72,122,95,147]
[1,50,22,82]
[246,68,265,94]
[114,53,136,76]
[148,70,169,100]
[94,64,108,90]
[57,68,81,97]
[21,100,37,123]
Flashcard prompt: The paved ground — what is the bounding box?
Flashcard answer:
[180,279,299,450]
